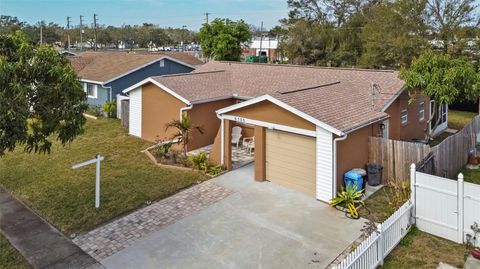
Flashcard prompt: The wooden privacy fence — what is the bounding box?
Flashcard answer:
[120,100,129,128]
[368,137,431,183]
[430,115,480,179]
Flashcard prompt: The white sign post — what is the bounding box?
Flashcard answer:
[72,154,104,208]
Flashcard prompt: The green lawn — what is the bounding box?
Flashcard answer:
[359,188,469,268]
[382,227,469,269]
[460,167,480,185]
[0,233,31,269]
[430,110,477,146]
[448,110,477,130]
[0,118,207,234]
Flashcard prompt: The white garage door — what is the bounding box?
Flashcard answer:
[266,129,316,197]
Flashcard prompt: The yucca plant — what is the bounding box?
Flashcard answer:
[165,114,204,159]
[329,184,364,219]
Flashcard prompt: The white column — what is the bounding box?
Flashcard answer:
[410,163,416,224]
[457,173,464,244]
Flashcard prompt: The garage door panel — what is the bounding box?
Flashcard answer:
[266,129,316,197]
[266,144,316,161]
[266,163,315,183]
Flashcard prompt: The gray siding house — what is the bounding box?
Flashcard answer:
[69,51,202,116]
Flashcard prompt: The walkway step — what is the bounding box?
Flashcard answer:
[0,188,104,269]
[73,181,232,261]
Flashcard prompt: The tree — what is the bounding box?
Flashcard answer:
[165,114,204,159]
[427,0,478,53]
[199,18,251,61]
[0,31,88,155]
[359,0,429,68]
[399,51,480,136]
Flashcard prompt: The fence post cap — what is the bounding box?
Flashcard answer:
[458,173,464,181]
[410,163,416,169]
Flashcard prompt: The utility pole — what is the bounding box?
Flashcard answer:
[67,16,71,51]
[39,23,43,45]
[93,14,98,51]
[203,12,211,24]
[79,15,84,51]
[182,25,187,51]
[259,21,263,58]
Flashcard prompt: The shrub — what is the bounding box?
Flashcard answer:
[385,180,410,211]
[155,142,172,160]
[206,165,225,177]
[188,152,208,170]
[86,105,103,117]
[102,101,116,118]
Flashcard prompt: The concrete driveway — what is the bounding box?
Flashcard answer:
[102,165,364,269]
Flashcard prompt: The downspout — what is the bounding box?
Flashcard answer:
[179,105,193,121]
[333,133,348,199]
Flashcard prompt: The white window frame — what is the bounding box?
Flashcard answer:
[85,83,98,99]
[419,102,425,121]
[401,109,408,125]
[159,59,165,67]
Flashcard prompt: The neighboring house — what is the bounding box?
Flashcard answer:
[68,51,203,116]
[243,36,283,62]
[122,61,448,202]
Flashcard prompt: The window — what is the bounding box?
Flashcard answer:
[159,59,165,67]
[419,102,425,121]
[86,83,97,99]
[441,103,447,123]
[401,109,408,125]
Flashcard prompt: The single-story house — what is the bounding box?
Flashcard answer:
[68,51,203,116]
[122,61,448,202]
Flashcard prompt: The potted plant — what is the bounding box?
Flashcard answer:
[329,184,364,219]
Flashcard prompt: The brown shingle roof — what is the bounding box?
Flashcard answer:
[68,51,203,82]
[150,61,405,132]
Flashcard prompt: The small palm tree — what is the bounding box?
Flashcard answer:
[165,114,204,159]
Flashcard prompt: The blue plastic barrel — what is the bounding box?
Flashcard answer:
[344,171,364,193]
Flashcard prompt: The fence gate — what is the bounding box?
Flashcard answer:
[121,99,130,128]
[414,171,461,243]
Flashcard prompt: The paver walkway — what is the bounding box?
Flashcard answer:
[0,188,103,269]
[73,181,232,261]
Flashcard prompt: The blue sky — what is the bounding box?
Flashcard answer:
[0,0,288,30]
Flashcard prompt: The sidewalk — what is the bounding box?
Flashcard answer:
[0,187,104,269]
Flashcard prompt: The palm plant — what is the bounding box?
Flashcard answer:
[329,184,364,219]
[165,114,204,159]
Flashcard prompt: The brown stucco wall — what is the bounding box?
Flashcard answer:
[209,126,222,165]
[336,125,375,190]
[141,82,185,143]
[187,98,236,151]
[228,100,316,131]
[384,91,430,141]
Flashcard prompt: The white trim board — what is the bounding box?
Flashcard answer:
[216,94,343,136]
[103,56,197,84]
[220,114,317,137]
[122,77,191,105]
[80,79,104,85]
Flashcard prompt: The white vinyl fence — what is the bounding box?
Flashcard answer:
[334,163,480,269]
[334,201,413,269]
[413,165,480,246]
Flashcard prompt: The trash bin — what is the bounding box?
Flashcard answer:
[344,171,364,193]
[367,163,383,186]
